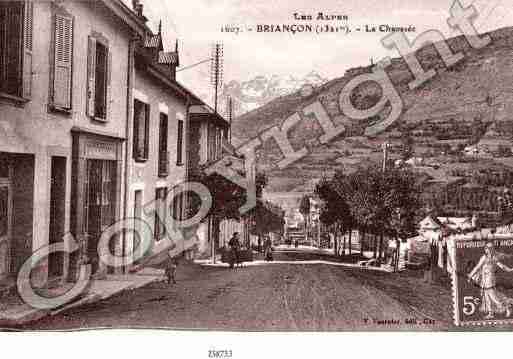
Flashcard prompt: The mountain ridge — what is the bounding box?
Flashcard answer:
[231,26,513,193]
[222,71,328,115]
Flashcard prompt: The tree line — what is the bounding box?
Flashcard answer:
[315,164,421,269]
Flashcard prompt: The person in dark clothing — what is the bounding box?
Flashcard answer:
[165,255,178,285]
[228,232,241,268]
[264,236,273,261]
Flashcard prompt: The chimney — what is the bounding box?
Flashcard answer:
[136,3,144,17]
[171,39,179,80]
[132,0,144,18]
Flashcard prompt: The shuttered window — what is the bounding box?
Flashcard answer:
[22,1,33,98]
[86,35,110,121]
[94,42,108,119]
[159,113,168,154]
[176,119,184,165]
[51,12,73,110]
[207,123,214,161]
[0,1,32,99]
[171,191,183,222]
[215,127,222,160]
[133,99,150,161]
[133,189,143,247]
[0,156,9,178]
[100,161,116,231]
[206,123,222,162]
[158,113,169,177]
[154,188,167,241]
[0,187,9,238]
[86,36,96,117]
[179,192,184,221]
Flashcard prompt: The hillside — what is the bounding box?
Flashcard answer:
[231,27,513,193]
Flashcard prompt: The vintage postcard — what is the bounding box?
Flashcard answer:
[1,0,513,340]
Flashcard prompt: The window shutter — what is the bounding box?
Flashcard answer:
[4,3,23,96]
[86,36,97,117]
[0,7,5,87]
[106,49,112,119]
[177,120,184,164]
[159,113,168,152]
[172,192,179,221]
[179,193,184,221]
[132,101,141,159]
[144,103,150,159]
[22,1,33,99]
[53,13,73,108]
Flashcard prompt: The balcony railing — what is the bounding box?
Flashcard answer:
[158,151,169,177]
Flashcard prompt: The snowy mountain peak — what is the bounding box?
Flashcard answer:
[222,71,328,115]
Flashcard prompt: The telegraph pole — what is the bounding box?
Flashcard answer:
[382,141,390,266]
[210,43,224,114]
[209,43,223,264]
[228,97,233,143]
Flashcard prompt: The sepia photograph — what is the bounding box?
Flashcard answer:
[2,0,513,354]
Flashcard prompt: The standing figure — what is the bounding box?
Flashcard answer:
[165,253,178,285]
[264,236,273,261]
[468,242,513,319]
[228,232,241,269]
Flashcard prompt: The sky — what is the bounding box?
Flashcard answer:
[126,0,513,107]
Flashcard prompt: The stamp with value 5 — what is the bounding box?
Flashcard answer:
[452,238,513,326]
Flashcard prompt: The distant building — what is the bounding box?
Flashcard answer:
[125,17,194,265]
[418,215,475,242]
[186,103,254,259]
[422,181,502,216]
[405,157,424,166]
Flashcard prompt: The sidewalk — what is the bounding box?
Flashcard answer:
[274,244,335,255]
[0,268,166,327]
[196,258,393,272]
[195,247,392,273]
[274,244,376,259]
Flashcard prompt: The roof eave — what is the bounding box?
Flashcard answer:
[142,59,206,106]
[101,0,149,38]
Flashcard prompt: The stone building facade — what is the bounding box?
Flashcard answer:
[0,0,148,286]
[0,0,247,288]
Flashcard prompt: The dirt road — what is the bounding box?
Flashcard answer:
[15,259,453,331]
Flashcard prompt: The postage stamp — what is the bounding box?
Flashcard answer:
[452,237,513,326]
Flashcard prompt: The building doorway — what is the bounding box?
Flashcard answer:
[85,159,117,274]
[0,157,12,281]
[49,157,66,278]
[133,189,143,264]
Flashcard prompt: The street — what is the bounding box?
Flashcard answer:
[13,252,454,331]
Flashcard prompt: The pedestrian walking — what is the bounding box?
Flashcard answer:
[228,232,241,269]
[165,252,179,285]
[264,236,273,261]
